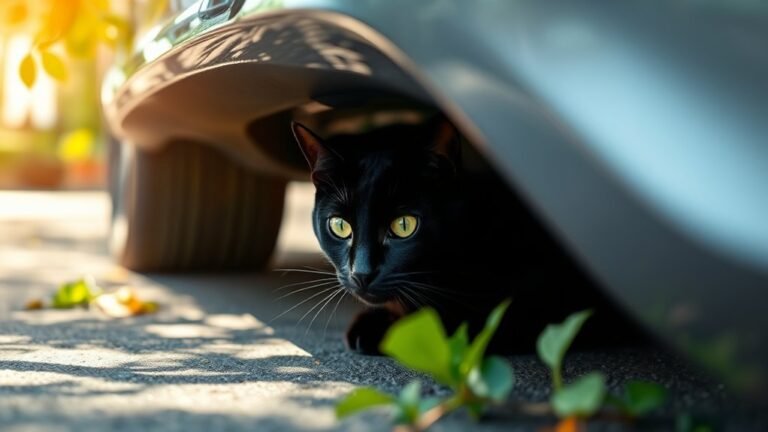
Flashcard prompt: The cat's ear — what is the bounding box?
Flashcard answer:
[291,122,325,169]
[429,117,461,164]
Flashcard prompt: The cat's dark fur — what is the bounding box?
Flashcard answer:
[293,117,644,355]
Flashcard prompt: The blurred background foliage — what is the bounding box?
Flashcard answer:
[0,0,169,189]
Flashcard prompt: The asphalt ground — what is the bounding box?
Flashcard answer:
[0,185,763,431]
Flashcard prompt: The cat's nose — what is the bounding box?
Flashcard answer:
[350,272,374,290]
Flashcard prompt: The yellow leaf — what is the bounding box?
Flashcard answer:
[58,128,94,162]
[36,0,80,49]
[101,15,132,50]
[41,51,68,81]
[92,0,110,12]
[63,11,99,58]
[3,1,27,27]
[19,53,37,89]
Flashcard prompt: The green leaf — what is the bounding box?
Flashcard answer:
[380,308,454,385]
[41,50,67,81]
[447,322,469,380]
[19,53,36,88]
[551,372,606,418]
[335,387,395,419]
[620,381,668,417]
[399,380,422,406]
[460,299,511,378]
[51,278,97,309]
[467,356,515,402]
[392,380,442,425]
[537,309,592,389]
[394,380,423,425]
[675,413,714,432]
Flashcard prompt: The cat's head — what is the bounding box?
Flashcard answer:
[292,118,460,307]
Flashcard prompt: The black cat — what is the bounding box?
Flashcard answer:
[292,117,642,355]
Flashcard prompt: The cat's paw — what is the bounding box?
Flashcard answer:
[345,307,400,355]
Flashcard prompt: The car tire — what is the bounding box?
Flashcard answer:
[109,139,286,272]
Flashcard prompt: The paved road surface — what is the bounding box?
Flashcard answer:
[0,185,762,431]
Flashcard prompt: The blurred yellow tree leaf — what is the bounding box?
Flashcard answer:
[19,53,37,88]
[101,14,133,51]
[3,1,28,27]
[41,50,67,81]
[64,8,100,58]
[11,0,169,83]
[58,128,94,162]
[35,0,80,49]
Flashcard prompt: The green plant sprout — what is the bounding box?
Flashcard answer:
[539,310,668,419]
[336,300,514,430]
[336,304,668,430]
[537,310,593,391]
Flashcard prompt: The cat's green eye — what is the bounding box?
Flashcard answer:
[390,215,418,238]
[329,217,352,239]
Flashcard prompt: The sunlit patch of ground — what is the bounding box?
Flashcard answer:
[0,185,378,431]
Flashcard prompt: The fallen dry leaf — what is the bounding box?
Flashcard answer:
[94,286,158,317]
[539,417,584,432]
[555,417,582,432]
[25,299,44,310]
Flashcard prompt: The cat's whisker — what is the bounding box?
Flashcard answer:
[317,177,348,204]
[273,277,338,293]
[401,284,444,311]
[398,287,421,309]
[396,296,407,311]
[405,280,473,299]
[404,281,470,308]
[270,286,339,323]
[409,285,460,299]
[305,287,344,336]
[388,271,435,277]
[275,280,340,301]
[395,293,409,309]
[378,271,435,285]
[384,279,450,297]
[410,289,435,309]
[274,268,337,276]
[330,178,350,204]
[323,290,348,339]
[301,265,335,273]
[407,291,426,309]
[403,281,445,291]
[297,286,342,330]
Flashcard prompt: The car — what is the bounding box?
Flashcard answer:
[102,0,768,404]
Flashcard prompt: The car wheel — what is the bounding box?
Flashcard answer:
[109,139,286,272]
